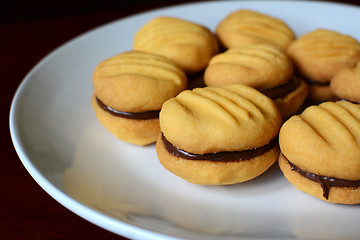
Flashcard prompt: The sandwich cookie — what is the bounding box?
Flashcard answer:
[279,101,360,204]
[287,29,360,102]
[133,16,219,74]
[92,50,187,146]
[204,44,308,119]
[156,84,282,185]
[216,9,295,51]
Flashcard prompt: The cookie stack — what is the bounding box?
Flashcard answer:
[279,101,360,204]
[91,9,360,204]
[157,84,282,185]
[91,51,187,146]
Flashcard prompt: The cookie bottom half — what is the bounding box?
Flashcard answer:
[306,83,338,103]
[279,154,360,204]
[91,94,160,146]
[156,134,280,185]
[274,77,308,119]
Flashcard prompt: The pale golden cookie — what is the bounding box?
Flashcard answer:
[91,95,160,146]
[287,29,360,102]
[204,44,293,89]
[133,16,219,74]
[273,76,308,119]
[279,101,360,204]
[216,9,295,50]
[92,50,187,146]
[306,84,339,103]
[287,29,360,83]
[204,44,307,119]
[330,61,360,103]
[157,84,282,185]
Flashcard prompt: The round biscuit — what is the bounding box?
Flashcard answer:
[279,100,360,180]
[160,84,282,154]
[287,29,360,83]
[93,50,187,112]
[204,44,293,89]
[216,9,295,50]
[133,16,219,74]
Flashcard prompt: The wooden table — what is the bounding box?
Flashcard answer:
[2,1,358,239]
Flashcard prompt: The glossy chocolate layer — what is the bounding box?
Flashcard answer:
[259,76,300,99]
[96,97,159,119]
[287,157,360,200]
[162,133,278,162]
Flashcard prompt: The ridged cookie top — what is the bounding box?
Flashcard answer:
[216,9,295,50]
[287,29,360,83]
[160,84,282,154]
[93,51,187,112]
[133,16,219,73]
[204,44,293,89]
[279,101,360,180]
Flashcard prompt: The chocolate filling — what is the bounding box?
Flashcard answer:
[96,97,159,119]
[286,157,360,200]
[298,74,329,86]
[162,133,278,162]
[259,76,300,99]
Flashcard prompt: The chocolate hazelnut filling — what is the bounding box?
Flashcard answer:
[259,76,300,99]
[286,157,360,200]
[299,74,329,86]
[162,133,278,162]
[96,97,159,119]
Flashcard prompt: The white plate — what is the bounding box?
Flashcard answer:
[10,1,360,239]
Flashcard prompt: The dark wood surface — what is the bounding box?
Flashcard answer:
[2,1,194,239]
[2,1,359,239]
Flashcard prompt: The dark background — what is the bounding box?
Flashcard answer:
[2,1,195,239]
[1,1,358,239]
